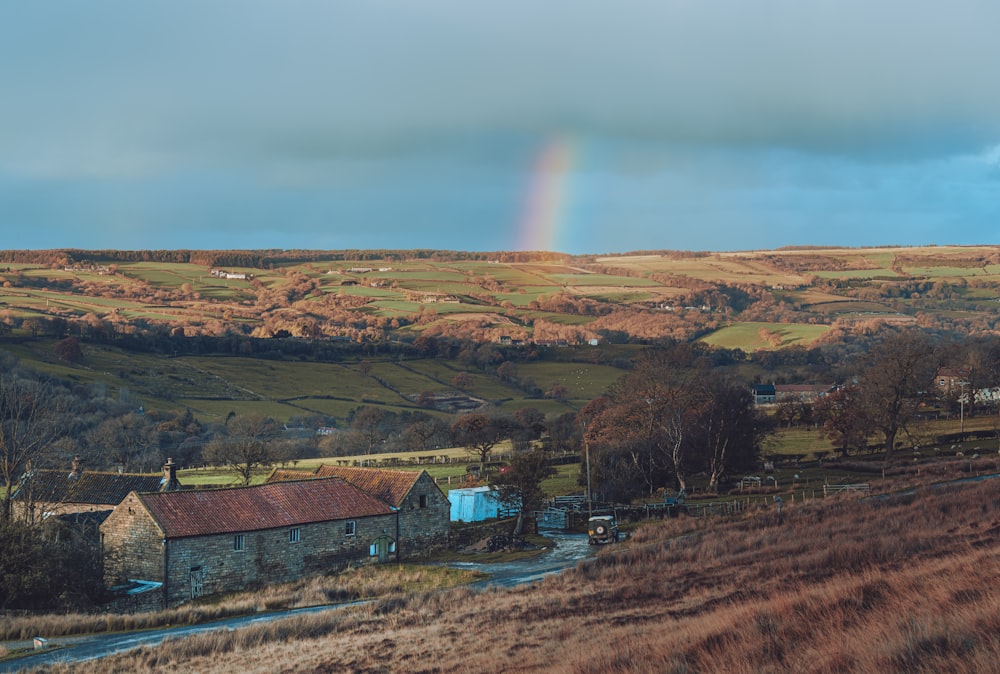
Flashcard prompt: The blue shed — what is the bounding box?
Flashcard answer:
[448,486,503,522]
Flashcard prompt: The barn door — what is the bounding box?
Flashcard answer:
[370,536,396,563]
[190,566,204,599]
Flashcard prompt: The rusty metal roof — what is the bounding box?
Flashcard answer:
[13,470,166,506]
[310,466,423,508]
[265,465,425,508]
[268,468,313,482]
[135,478,394,538]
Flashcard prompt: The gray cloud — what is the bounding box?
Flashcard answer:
[3,0,999,177]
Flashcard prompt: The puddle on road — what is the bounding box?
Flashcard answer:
[446,532,594,589]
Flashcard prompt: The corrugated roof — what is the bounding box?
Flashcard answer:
[14,470,166,506]
[311,466,422,508]
[136,478,394,538]
[264,465,426,508]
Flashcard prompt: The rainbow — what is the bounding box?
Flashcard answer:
[516,135,576,252]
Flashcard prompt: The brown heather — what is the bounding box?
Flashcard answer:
[25,470,1000,673]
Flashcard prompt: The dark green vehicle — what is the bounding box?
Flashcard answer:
[587,515,620,545]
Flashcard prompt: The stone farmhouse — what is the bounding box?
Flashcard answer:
[267,465,450,558]
[101,478,397,608]
[10,457,181,524]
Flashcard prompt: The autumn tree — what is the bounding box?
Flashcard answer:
[54,336,83,363]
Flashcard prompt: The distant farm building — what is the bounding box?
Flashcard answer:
[448,486,504,523]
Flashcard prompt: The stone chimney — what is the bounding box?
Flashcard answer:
[161,458,181,492]
[68,455,82,480]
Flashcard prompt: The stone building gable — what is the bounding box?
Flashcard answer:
[393,471,450,558]
[101,492,167,585]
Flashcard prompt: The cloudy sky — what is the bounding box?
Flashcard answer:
[2,1,998,255]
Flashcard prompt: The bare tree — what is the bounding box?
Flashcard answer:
[351,406,387,455]
[0,374,61,521]
[86,412,157,472]
[492,450,556,535]
[858,330,939,463]
[451,413,507,476]
[204,413,277,486]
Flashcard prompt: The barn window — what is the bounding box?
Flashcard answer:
[233,534,245,551]
[289,527,301,543]
[345,520,356,537]
[419,494,428,508]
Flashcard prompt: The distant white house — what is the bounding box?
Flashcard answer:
[210,269,248,280]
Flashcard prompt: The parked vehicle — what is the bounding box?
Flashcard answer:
[587,515,620,545]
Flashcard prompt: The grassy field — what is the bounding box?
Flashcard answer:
[700,321,831,350]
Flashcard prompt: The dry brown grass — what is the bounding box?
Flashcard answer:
[28,470,1000,673]
[0,563,480,642]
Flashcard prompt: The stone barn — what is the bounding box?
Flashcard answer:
[101,478,397,608]
[268,465,450,557]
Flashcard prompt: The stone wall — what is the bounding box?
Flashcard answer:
[396,473,451,558]
[161,512,398,606]
[101,492,166,586]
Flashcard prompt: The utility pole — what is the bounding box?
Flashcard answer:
[958,380,968,436]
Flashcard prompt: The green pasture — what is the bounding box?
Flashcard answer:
[764,427,837,459]
[494,290,557,306]
[472,265,551,285]
[546,273,661,287]
[389,280,479,295]
[806,301,891,314]
[700,322,830,351]
[515,362,622,398]
[327,286,403,300]
[903,266,999,279]
[397,359,462,384]
[178,357,361,400]
[493,397,578,415]
[960,287,1000,299]
[811,268,901,279]
[369,361,446,395]
[284,397,415,419]
[118,264,204,286]
[176,398,323,422]
[858,251,897,268]
[374,270,470,283]
[588,290,656,303]
[18,268,78,281]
